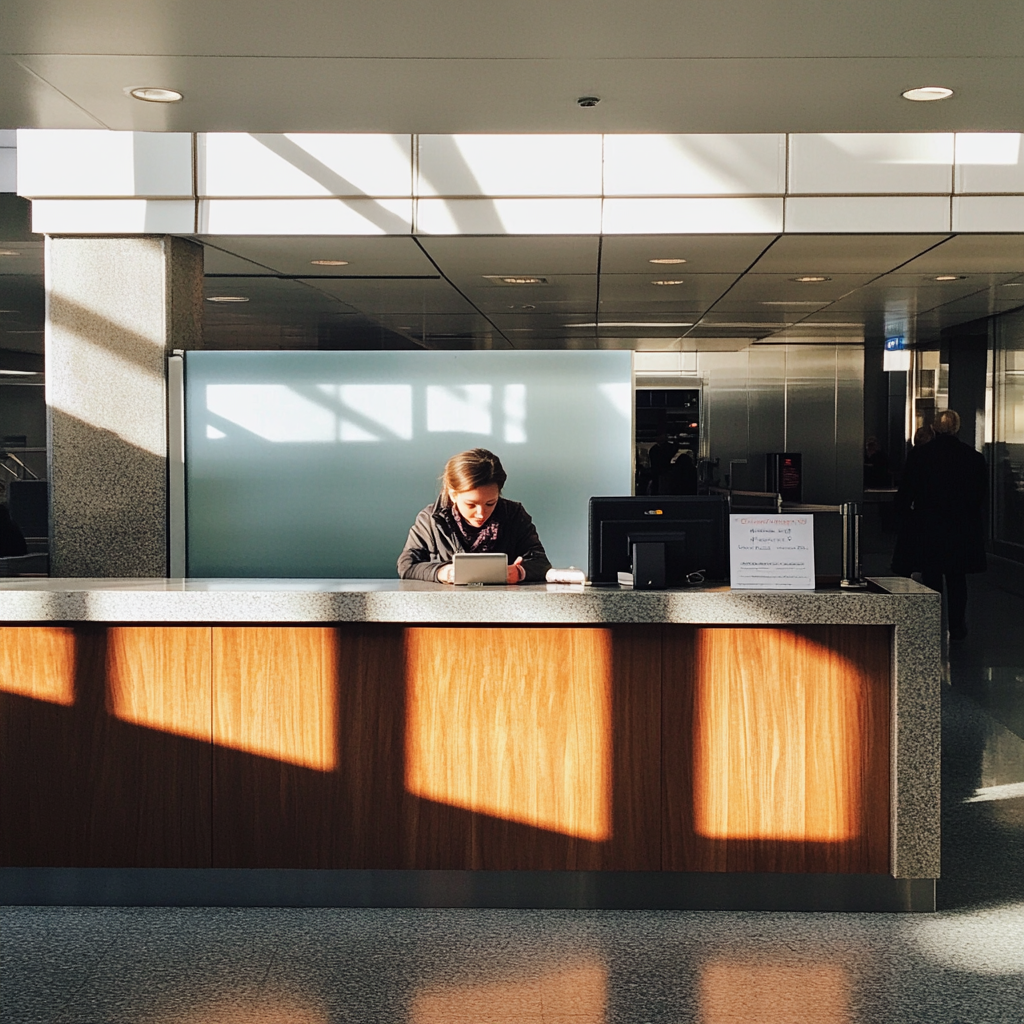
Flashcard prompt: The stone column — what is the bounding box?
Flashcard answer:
[45,236,203,577]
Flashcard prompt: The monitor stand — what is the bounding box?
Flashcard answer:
[631,541,666,590]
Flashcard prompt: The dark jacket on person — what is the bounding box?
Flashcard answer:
[398,496,552,582]
[0,504,27,557]
[893,432,987,575]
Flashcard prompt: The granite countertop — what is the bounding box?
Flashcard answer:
[0,576,938,624]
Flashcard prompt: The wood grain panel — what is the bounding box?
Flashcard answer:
[213,626,335,770]
[402,625,661,871]
[663,625,890,874]
[107,627,211,741]
[1,626,212,867]
[0,626,77,705]
[211,624,408,868]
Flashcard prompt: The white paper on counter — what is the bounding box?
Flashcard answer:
[729,514,815,590]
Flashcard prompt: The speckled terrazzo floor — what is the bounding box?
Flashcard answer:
[4,572,1024,1024]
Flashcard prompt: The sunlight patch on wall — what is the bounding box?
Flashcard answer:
[404,627,612,841]
[426,384,492,434]
[206,383,413,443]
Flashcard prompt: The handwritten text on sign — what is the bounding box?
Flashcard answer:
[729,514,815,590]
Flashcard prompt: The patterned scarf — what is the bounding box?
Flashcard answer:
[451,501,502,552]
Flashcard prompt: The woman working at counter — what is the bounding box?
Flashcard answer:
[398,448,551,584]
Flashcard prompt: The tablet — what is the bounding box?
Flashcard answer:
[452,552,508,585]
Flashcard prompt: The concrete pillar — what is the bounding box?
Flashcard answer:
[45,236,203,577]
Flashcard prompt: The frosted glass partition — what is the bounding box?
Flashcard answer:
[185,351,632,578]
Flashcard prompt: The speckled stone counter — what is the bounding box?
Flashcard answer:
[0,577,941,908]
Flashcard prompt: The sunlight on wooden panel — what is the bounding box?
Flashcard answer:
[410,961,607,1024]
[700,961,849,1024]
[0,627,76,705]
[693,628,864,841]
[405,627,612,841]
[212,627,338,771]
[107,627,212,742]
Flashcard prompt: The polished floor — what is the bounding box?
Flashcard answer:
[4,572,1024,1024]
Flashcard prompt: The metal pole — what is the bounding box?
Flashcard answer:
[840,501,867,589]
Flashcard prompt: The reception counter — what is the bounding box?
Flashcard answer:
[0,578,940,911]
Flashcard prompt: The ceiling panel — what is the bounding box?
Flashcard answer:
[709,272,876,305]
[457,274,597,314]
[308,276,475,315]
[420,236,599,278]
[896,235,1024,274]
[598,273,736,313]
[203,276,358,323]
[201,236,436,276]
[599,235,775,275]
[747,234,951,275]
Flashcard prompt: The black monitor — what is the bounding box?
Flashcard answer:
[588,495,729,586]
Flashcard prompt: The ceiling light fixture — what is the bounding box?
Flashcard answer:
[564,321,694,328]
[206,295,250,303]
[649,258,687,265]
[792,276,831,283]
[651,279,686,286]
[933,274,964,281]
[902,86,954,102]
[310,259,349,266]
[0,369,38,376]
[0,250,20,257]
[128,87,183,103]
[484,275,547,285]
[761,300,823,306]
[576,96,601,108]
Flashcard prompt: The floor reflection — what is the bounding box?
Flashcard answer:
[410,961,606,1024]
[699,961,849,1024]
[146,993,329,1024]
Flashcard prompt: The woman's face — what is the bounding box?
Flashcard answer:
[449,483,500,528]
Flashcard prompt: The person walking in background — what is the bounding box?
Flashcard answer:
[894,409,987,642]
[913,424,935,448]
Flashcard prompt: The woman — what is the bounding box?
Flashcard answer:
[398,448,551,584]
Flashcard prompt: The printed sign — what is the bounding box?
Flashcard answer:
[729,514,815,590]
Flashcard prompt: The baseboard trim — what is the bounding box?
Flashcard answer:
[0,868,936,913]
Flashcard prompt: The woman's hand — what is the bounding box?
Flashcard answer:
[506,557,525,584]
[437,563,455,584]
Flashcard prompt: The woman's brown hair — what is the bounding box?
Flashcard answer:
[441,448,507,499]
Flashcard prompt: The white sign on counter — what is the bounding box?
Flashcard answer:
[729,514,815,590]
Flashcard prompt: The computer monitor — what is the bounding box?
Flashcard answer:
[588,495,729,585]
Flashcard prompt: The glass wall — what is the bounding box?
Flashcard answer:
[993,312,1024,556]
[185,350,632,578]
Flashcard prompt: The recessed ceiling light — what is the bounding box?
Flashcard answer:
[649,258,687,265]
[902,86,954,102]
[484,275,547,285]
[0,369,38,376]
[761,300,823,306]
[128,87,183,103]
[206,295,250,303]
[651,279,686,286]
[0,250,20,257]
[792,276,831,283]
[564,321,694,328]
[933,274,964,281]
[576,96,601,108]
[1002,282,1024,287]
[310,259,349,266]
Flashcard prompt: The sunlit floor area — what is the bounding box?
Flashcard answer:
[4,572,1024,1024]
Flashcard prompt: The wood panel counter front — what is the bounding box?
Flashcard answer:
[0,622,890,875]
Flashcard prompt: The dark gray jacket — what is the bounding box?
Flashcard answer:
[397,496,552,582]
